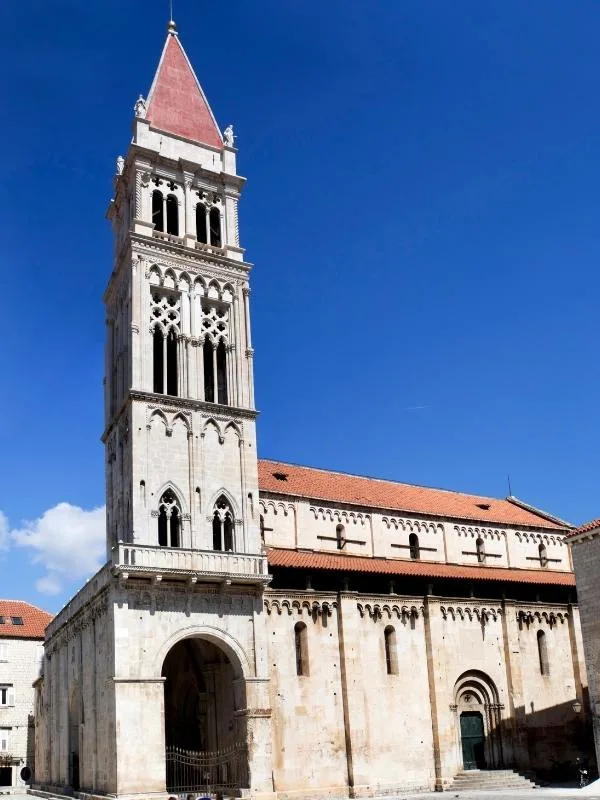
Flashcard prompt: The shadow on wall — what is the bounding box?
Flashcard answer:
[494,691,596,782]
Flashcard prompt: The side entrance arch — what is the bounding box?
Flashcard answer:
[161,636,249,794]
[454,671,504,771]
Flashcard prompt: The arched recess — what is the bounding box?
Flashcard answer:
[68,685,82,790]
[160,631,250,793]
[453,670,503,771]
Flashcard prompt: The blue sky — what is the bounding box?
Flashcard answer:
[1,0,599,612]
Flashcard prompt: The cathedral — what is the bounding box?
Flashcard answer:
[33,21,593,799]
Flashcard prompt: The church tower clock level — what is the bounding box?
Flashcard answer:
[104,21,264,577]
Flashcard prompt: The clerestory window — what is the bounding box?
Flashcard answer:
[539,543,548,568]
[476,537,486,564]
[409,533,420,560]
[212,496,234,552]
[157,490,181,548]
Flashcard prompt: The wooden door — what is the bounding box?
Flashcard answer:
[460,711,485,770]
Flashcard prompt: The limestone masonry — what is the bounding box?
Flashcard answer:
[32,20,594,800]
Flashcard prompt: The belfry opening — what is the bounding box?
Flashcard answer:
[161,637,249,794]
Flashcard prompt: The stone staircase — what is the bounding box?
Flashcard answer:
[450,769,539,791]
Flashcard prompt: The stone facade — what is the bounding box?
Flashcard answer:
[32,19,594,800]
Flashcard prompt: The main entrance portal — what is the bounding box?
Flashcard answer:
[162,637,248,794]
[460,712,485,770]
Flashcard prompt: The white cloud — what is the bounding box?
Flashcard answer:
[10,503,106,595]
[0,512,9,551]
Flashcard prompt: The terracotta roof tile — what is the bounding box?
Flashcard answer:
[267,548,575,587]
[258,460,565,530]
[0,600,53,639]
[146,30,222,148]
[567,518,600,538]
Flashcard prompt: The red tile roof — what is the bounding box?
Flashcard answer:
[0,600,52,639]
[146,28,222,148]
[567,518,600,538]
[267,548,575,587]
[258,460,566,530]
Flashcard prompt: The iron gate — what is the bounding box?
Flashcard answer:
[166,742,249,794]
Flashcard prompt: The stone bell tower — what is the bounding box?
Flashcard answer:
[36,21,273,800]
[105,19,261,562]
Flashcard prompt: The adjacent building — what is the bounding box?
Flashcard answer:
[567,521,600,773]
[0,600,51,788]
[33,19,594,799]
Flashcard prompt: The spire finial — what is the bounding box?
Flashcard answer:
[167,0,176,34]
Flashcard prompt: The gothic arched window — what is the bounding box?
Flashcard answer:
[409,533,420,560]
[152,190,164,232]
[158,490,181,548]
[166,194,179,236]
[537,629,549,675]
[336,524,344,550]
[216,340,228,405]
[294,622,309,676]
[384,625,398,675]
[539,543,548,568]
[151,293,180,397]
[209,207,222,248]
[196,203,208,243]
[212,496,234,552]
[203,339,215,402]
[476,537,485,564]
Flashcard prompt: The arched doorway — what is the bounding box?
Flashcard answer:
[161,637,249,794]
[454,671,503,771]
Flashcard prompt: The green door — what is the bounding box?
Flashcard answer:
[460,711,485,770]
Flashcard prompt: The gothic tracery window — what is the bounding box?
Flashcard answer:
[202,304,229,405]
[539,543,548,568]
[152,189,179,236]
[212,495,234,552]
[336,524,344,550]
[151,291,180,396]
[158,489,181,548]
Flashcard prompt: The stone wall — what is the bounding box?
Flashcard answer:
[571,535,600,770]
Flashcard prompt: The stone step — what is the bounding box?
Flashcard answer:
[450,769,538,791]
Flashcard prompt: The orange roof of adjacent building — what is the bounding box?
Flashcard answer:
[0,600,52,639]
[145,24,223,148]
[567,518,600,538]
[258,459,566,530]
[267,548,575,587]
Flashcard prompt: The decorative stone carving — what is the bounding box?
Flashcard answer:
[116,156,125,176]
[223,124,235,147]
[134,94,147,118]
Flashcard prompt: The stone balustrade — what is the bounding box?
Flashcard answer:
[111,542,270,585]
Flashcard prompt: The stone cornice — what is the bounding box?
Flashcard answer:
[102,392,258,441]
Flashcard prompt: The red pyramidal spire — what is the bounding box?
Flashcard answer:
[145,21,223,148]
